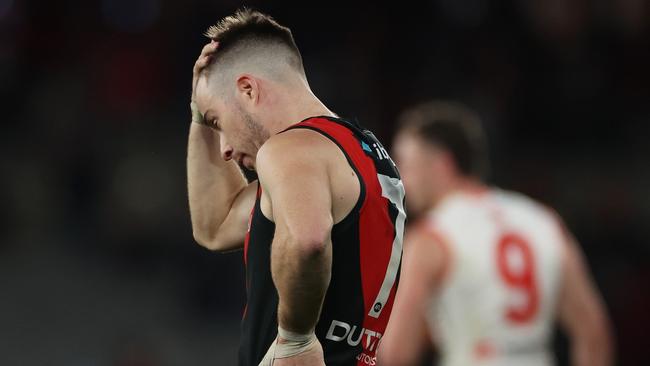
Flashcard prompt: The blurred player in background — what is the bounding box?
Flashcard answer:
[378,101,613,366]
[187,9,405,366]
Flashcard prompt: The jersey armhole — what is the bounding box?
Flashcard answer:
[420,224,454,288]
[282,125,367,229]
[535,204,575,304]
[541,205,572,276]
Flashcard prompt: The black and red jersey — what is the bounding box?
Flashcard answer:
[239,116,406,366]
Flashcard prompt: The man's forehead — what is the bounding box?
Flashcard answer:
[195,77,218,110]
[195,75,211,97]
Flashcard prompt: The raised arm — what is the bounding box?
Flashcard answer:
[557,232,614,366]
[187,123,256,251]
[187,42,256,252]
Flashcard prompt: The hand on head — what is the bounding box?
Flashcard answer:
[192,40,219,100]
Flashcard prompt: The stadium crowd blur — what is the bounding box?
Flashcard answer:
[1,0,648,365]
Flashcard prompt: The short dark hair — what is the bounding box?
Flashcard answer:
[398,101,489,179]
[204,8,303,72]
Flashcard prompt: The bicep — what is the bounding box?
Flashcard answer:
[213,181,258,251]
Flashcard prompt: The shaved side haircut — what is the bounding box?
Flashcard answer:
[201,9,305,84]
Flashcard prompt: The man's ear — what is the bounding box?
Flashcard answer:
[236,74,259,105]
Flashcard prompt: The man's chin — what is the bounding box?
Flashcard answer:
[242,157,255,170]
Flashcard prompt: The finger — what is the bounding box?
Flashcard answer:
[200,41,219,58]
[196,55,212,69]
[200,43,214,56]
[193,55,213,76]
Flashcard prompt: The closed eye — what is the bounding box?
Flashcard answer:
[204,111,220,131]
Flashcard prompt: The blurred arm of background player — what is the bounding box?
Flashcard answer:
[377,228,444,366]
[558,230,615,366]
[187,42,258,252]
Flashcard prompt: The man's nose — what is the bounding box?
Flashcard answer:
[220,134,233,161]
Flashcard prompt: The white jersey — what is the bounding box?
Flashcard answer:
[424,188,565,366]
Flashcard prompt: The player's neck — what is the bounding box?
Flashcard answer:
[269,86,336,134]
[456,177,485,192]
[434,177,486,207]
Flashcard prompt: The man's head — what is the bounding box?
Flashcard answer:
[194,9,306,170]
[393,100,488,216]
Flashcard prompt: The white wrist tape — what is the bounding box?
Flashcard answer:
[190,101,205,125]
[274,326,318,358]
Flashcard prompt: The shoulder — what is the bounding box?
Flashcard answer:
[403,222,452,285]
[256,128,341,172]
[496,188,572,244]
[255,129,338,191]
[494,188,553,219]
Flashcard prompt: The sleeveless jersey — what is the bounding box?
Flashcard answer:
[239,116,406,366]
[424,189,565,366]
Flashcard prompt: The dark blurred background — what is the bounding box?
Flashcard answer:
[1,0,648,365]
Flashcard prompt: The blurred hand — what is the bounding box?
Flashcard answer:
[191,41,218,100]
[258,336,325,366]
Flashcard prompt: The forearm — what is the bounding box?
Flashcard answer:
[187,122,247,247]
[271,232,332,334]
